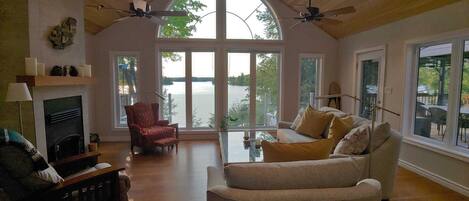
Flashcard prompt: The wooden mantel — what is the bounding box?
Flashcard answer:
[17,76,94,87]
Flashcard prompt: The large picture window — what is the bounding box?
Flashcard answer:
[113,53,138,128]
[406,36,469,156]
[299,54,322,109]
[156,0,283,132]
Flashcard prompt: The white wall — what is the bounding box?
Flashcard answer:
[27,0,96,151]
[29,0,86,70]
[86,0,339,141]
[338,1,469,194]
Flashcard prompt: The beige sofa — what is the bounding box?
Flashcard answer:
[206,108,402,201]
[207,157,382,201]
[276,108,402,200]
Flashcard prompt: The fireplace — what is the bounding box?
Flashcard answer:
[44,96,84,162]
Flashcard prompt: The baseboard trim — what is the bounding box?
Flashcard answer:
[101,133,218,142]
[399,159,469,197]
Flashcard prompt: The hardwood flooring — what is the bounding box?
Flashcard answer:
[98,141,468,201]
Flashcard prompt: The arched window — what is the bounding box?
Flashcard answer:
[158,0,281,40]
[157,0,282,131]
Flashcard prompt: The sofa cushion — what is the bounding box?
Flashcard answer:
[290,108,305,130]
[370,122,391,151]
[319,107,348,118]
[142,126,175,140]
[224,157,363,190]
[262,138,334,162]
[352,116,369,128]
[334,125,369,155]
[277,129,316,143]
[328,116,354,148]
[295,106,333,139]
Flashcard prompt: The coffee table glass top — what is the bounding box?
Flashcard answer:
[218,131,277,165]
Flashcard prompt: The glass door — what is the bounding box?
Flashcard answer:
[356,50,385,120]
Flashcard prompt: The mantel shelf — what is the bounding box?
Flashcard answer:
[17,76,94,87]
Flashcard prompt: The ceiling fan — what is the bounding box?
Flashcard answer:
[290,0,356,29]
[86,0,188,25]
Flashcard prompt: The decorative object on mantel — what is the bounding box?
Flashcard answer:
[78,64,92,77]
[5,83,32,134]
[25,57,37,76]
[69,66,79,77]
[48,17,77,49]
[50,65,64,76]
[37,63,46,76]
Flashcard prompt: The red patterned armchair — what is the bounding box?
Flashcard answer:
[124,102,178,154]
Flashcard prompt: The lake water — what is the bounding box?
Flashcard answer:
[163,81,248,128]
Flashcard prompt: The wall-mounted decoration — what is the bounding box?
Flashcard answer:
[48,17,77,49]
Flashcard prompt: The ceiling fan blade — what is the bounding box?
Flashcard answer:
[318,17,342,25]
[149,11,188,17]
[114,16,131,22]
[289,21,303,30]
[150,16,167,25]
[86,5,132,14]
[321,6,356,17]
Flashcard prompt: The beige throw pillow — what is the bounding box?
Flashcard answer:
[295,106,334,138]
[290,108,305,130]
[334,125,369,155]
[370,122,391,151]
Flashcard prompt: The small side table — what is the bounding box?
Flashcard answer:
[153,123,179,153]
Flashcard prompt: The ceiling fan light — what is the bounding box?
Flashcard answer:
[133,0,147,11]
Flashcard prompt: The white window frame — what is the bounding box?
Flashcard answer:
[354,47,386,121]
[403,28,469,162]
[158,49,217,130]
[157,0,283,41]
[155,0,284,133]
[298,53,324,109]
[110,51,140,129]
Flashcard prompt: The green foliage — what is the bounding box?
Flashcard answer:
[228,73,250,86]
[255,7,279,40]
[159,0,206,39]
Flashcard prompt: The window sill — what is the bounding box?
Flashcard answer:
[403,136,469,163]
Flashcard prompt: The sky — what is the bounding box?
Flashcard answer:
[162,0,277,78]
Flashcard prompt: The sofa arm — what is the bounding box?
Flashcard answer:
[207,178,382,201]
[277,121,293,129]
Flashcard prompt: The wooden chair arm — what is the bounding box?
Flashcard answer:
[37,166,125,201]
[51,152,100,177]
[53,166,124,190]
[51,152,100,167]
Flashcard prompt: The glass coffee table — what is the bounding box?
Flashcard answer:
[218,130,277,165]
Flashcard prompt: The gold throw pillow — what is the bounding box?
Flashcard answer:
[262,138,334,162]
[328,116,354,147]
[295,106,333,138]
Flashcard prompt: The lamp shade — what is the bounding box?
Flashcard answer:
[5,83,32,102]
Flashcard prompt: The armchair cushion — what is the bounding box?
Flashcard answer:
[0,145,61,193]
[133,103,156,128]
[142,126,175,139]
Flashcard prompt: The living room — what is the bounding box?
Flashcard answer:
[0,0,469,201]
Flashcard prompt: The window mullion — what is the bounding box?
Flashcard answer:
[447,40,464,146]
[186,51,193,129]
[250,52,257,129]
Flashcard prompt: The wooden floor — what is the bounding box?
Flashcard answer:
[99,141,468,201]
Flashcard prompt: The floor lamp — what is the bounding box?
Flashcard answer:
[316,93,400,177]
[5,83,32,134]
